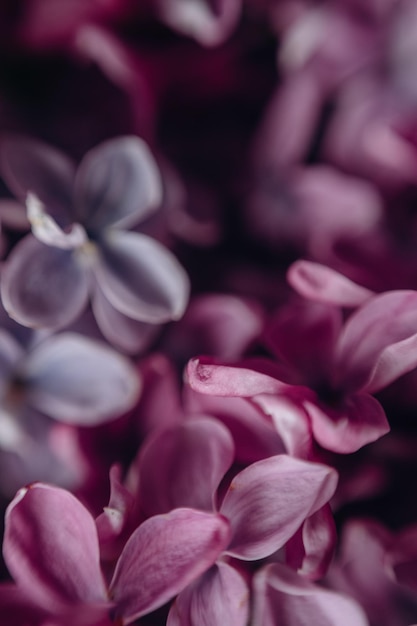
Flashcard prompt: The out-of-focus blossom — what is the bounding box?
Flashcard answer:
[2,482,230,625]
[0,135,190,350]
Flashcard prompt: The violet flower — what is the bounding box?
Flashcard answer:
[2,482,230,625]
[0,135,190,349]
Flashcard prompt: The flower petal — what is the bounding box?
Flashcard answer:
[137,417,235,515]
[74,136,162,230]
[220,455,338,560]
[3,483,107,608]
[92,283,159,354]
[109,508,230,623]
[167,562,249,626]
[0,135,75,225]
[253,563,369,626]
[288,260,374,307]
[23,333,141,425]
[1,235,90,329]
[94,230,190,323]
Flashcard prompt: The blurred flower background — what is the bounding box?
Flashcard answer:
[1,1,417,625]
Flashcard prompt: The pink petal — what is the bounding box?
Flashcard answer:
[137,417,235,515]
[94,230,190,324]
[220,455,338,560]
[1,235,90,329]
[96,465,135,554]
[167,562,249,626]
[288,260,374,307]
[74,136,162,231]
[109,508,230,623]
[3,483,107,608]
[304,393,390,453]
[336,290,417,392]
[253,563,369,626]
[24,333,141,425]
[186,357,300,397]
[285,504,337,580]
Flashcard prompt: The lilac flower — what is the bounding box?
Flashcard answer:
[133,418,337,625]
[2,482,230,625]
[0,135,190,349]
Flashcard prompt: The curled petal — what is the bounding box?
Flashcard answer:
[288,260,374,307]
[220,455,338,560]
[109,508,230,623]
[0,135,75,224]
[74,136,162,230]
[94,230,190,323]
[3,483,107,608]
[167,562,249,626]
[336,290,417,392]
[253,563,369,626]
[304,393,390,453]
[1,235,90,329]
[23,333,141,425]
[27,193,87,249]
[138,417,235,515]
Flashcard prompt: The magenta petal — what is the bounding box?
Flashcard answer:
[3,483,107,608]
[220,455,338,560]
[74,136,162,230]
[1,235,90,329]
[109,508,230,623]
[186,358,296,397]
[0,136,75,224]
[24,333,141,425]
[336,290,417,392]
[167,562,249,626]
[94,230,190,323]
[304,393,390,453]
[96,465,135,551]
[253,563,369,626]
[138,417,235,515]
[288,260,374,307]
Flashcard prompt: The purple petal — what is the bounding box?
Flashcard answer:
[220,455,338,560]
[253,563,369,626]
[0,135,75,225]
[3,483,107,608]
[0,584,49,625]
[167,562,249,626]
[27,193,87,250]
[94,230,190,323]
[92,283,159,354]
[96,465,135,553]
[23,333,141,425]
[288,260,374,307]
[137,417,235,515]
[336,290,417,392]
[304,393,390,453]
[74,136,162,231]
[1,235,90,329]
[109,508,230,623]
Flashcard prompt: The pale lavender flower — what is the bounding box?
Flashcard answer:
[0,135,190,349]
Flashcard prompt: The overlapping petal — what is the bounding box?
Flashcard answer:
[109,508,231,624]
[94,229,190,323]
[220,455,338,560]
[1,235,90,329]
[167,562,249,626]
[138,417,235,515]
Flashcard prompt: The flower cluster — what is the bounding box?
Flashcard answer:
[1,1,417,625]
